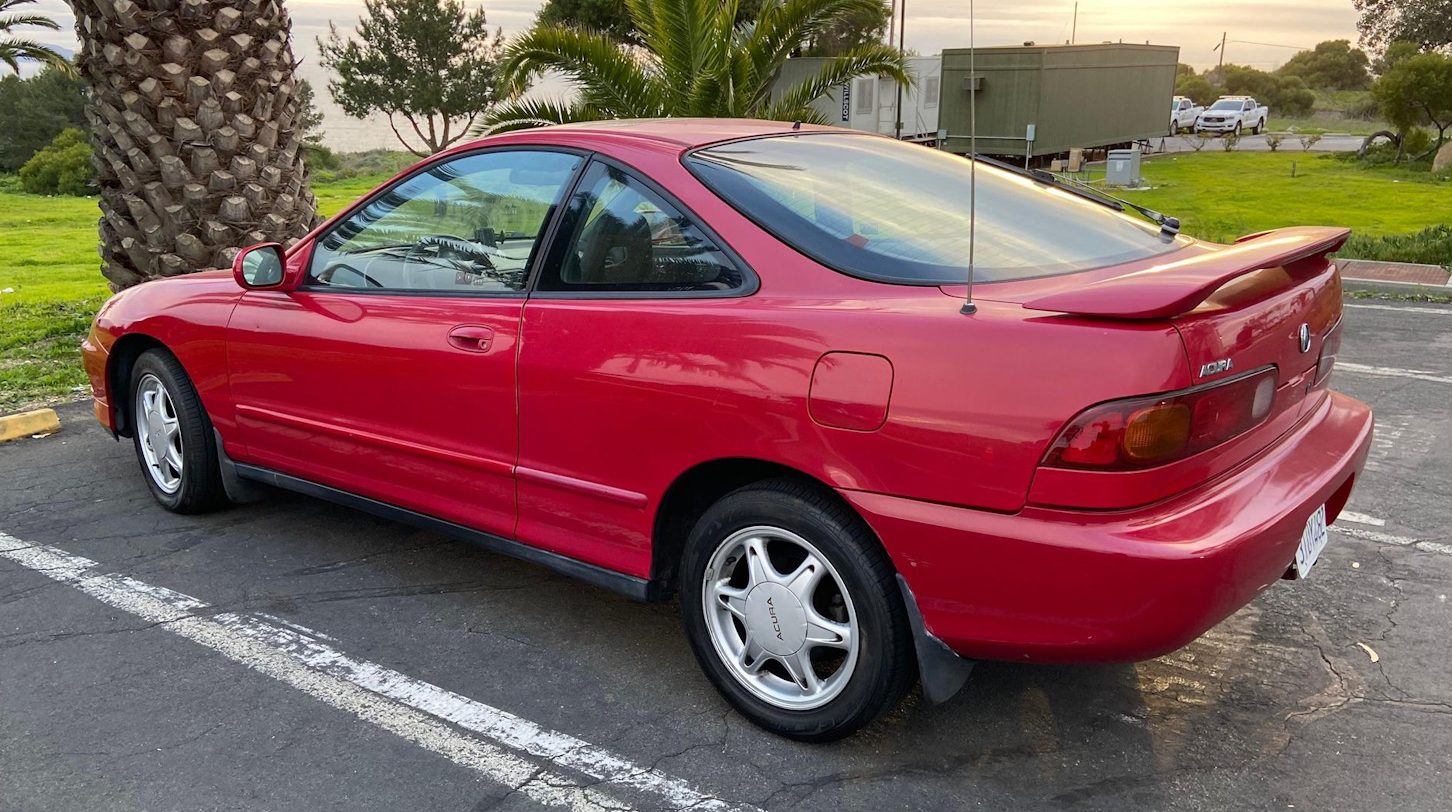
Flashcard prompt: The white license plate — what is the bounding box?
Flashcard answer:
[1294,504,1329,579]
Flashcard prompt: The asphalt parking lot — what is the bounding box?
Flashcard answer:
[2,299,1450,811]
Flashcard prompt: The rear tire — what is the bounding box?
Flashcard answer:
[680,479,914,741]
[128,349,226,513]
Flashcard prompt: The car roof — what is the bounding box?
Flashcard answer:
[465,118,842,153]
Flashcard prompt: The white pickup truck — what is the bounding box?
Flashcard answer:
[1170,96,1203,134]
[1195,96,1269,136]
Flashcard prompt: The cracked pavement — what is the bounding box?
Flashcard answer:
[2,300,1450,810]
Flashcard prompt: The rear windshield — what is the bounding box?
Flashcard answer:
[685,133,1182,285]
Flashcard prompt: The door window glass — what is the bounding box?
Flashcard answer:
[540,162,744,293]
[308,150,582,293]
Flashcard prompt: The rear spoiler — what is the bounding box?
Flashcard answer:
[1021,226,1351,320]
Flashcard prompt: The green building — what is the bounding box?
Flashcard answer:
[938,43,1180,158]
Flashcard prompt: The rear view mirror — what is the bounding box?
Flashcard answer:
[233,243,285,289]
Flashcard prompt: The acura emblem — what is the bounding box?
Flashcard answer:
[1298,323,1312,353]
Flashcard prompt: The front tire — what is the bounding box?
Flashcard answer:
[129,349,226,513]
[680,479,914,741]
[1233,121,1243,136]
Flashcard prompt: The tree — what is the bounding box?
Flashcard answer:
[0,66,86,171]
[0,0,71,74]
[1353,0,1452,53]
[1373,40,1421,74]
[1217,64,1316,117]
[319,0,506,156]
[1372,51,1452,152]
[295,78,325,145]
[1277,40,1371,90]
[533,0,769,46]
[482,0,909,132]
[68,0,321,289]
[801,2,890,57]
[534,0,643,45]
[1174,74,1219,106]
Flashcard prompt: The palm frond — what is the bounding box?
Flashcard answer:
[472,97,600,136]
[744,0,885,104]
[0,13,60,31]
[0,37,72,74]
[771,44,912,118]
[498,26,665,119]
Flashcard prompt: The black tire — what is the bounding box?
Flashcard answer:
[128,348,226,513]
[1233,121,1243,136]
[680,478,914,741]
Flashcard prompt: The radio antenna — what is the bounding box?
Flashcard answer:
[961,0,978,315]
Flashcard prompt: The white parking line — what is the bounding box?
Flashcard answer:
[1330,524,1452,556]
[0,532,753,812]
[1345,303,1452,316]
[1338,362,1452,385]
[1337,511,1386,527]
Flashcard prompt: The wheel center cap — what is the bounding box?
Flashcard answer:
[745,583,806,656]
[146,411,167,458]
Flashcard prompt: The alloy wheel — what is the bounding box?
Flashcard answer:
[135,373,183,494]
[701,525,860,711]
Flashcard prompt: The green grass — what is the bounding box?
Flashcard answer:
[0,174,389,413]
[1113,152,1452,245]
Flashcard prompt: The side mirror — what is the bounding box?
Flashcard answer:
[233,243,286,289]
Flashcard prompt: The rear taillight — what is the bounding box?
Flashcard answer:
[1311,318,1341,390]
[1043,368,1278,471]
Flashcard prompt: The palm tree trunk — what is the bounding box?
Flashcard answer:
[68,0,319,290]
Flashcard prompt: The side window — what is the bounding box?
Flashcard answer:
[854,77,875,115]
[924,76,940,108]
[307,150,582,293]
[539,162,745,293]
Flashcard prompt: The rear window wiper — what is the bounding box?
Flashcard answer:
[972,154,1181,238]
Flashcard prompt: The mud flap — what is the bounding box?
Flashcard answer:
[213,429,269,504]
[896,574,974,704]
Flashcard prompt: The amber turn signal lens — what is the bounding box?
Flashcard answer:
[1042,367,1278,471]
[1122,404,1191,460]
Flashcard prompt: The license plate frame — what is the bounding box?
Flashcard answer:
[1293,504,1329,579]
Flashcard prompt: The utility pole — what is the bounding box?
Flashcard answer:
[894,0,906,139]
[1216,31,1226,74]
[1071,2,1077,44]
[887,0,896,45]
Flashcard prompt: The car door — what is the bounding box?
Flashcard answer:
[514,158,757,576]
[226,147,586,537]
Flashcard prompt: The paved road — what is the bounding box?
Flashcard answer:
[2,300,1450,811]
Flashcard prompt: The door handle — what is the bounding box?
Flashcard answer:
[447,325,495,353]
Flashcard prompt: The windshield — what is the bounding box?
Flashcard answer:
[685,133,1183,284]
[1210,100,1243,110]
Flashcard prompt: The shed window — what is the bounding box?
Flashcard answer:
[854,78,875,114]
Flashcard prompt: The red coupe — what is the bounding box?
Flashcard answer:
[82,120,1373,741]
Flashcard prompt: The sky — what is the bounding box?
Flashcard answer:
[23,0,1363,151]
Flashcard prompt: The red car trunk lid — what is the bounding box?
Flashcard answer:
[983,226,1351,509]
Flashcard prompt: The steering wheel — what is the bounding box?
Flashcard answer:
[317,263,384,288]
[404,235,502,289]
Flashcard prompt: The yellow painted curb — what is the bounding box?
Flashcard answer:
[0,408,61,443]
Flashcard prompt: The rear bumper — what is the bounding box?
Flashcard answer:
[844,391,1373,664]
